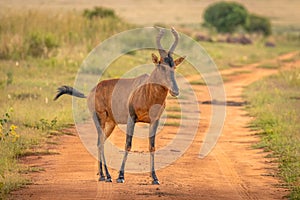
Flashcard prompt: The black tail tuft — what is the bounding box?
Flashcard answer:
[54,85,86,101]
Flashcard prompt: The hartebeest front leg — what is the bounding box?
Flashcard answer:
[149,119,160,185]
[92,112,112,182]
[117,115,136,183]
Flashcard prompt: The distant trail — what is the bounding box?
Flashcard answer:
[12,52,299,199]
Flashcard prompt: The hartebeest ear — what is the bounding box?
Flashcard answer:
[152,53,159,64]
[174,56,186,67]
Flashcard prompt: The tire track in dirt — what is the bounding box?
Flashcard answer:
[213,147,256,200]
[204,51,299,200]
[11,51,299,199]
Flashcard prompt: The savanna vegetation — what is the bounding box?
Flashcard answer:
[244,67,300,199]
[203,1,271,36]
[0,2,299,199]
[0,7,133,197]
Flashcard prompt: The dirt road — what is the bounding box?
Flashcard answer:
[12,52,299,199]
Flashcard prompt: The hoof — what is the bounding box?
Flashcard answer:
[106,178,112,182]
[152,180,160,185]
[98,176,106,181]
[116,178,125,183]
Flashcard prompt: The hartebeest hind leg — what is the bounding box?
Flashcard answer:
[149,120,160,185]
[116,115,136,183]
[92,112,112,182]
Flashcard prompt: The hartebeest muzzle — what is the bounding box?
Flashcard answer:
[170,71,179,97]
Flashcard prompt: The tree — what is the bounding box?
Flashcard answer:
[203,2,248,33]
[244,14,272,36]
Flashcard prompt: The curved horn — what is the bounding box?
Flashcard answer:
[155,27,167,57]
[169,27,179,55]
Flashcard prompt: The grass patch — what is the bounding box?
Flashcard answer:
[280,57,296,63]
[221,71,252,83]
[20,166,45,174]
[167,114,183,119]
[228,70,252,76]
[221,75,230,83]
[164,121,180,127]
[257,62,280,69]
[244,68,300,199]
[201,40,299,71]
[0,9,133,60]
[166,106,181,112]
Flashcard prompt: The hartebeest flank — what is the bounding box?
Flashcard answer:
[54,27,185,185]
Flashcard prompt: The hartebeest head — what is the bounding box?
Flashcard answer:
[151,27,185,97]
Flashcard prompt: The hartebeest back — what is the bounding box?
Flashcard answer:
[54,27,185,185]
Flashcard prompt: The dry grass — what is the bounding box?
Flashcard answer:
[1,0,300,28]
[245,69,300,199]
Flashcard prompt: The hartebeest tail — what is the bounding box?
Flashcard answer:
[53,85,86,101]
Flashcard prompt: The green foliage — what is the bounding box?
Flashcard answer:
[25,31,59,58]
[26,32,44,57]
[6,71,13,86]
[24,117,58,131]
[0,108,20,142]
[0,9,132,60]
[203,2,272,36]
[244,69,300,198]
[83,6,116,19]
[0,71,13,89]
[203,2,248,33]
[245,14,272,36]
[201,41,298,70]
[0,108,25,197]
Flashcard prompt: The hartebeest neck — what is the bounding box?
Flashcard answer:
[145,69,169,103]
[145,83,168,101]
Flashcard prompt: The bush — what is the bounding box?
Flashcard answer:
[203,2,248,33]
[83,7,116,19]
[0,108,25,197]
[245,14,272,36]
[25,31,59,58]
[0,10,131,60]
[0,108,20,142]
[26,32,44,57]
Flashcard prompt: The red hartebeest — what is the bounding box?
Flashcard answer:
[54,27,185,185]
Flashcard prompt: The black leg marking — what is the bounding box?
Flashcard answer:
[117,115,136,183]
[102,149,112,182]
[98,149,105,181]
[93,112,112,182]
[149,120,160,185]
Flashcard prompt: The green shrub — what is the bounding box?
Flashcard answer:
[26,32,44,57]
[6,72,13,86]
[245,14,272,36]
[83,7,116,19]
[35,118,58,131]
[0,108,20,143]
[44,33,60,50]
[0,72,13,89]
[203,1,248,33]
[0,108,26,197]
[0,10,131,60]
[25,31,59,58]
[0,35,25,60]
